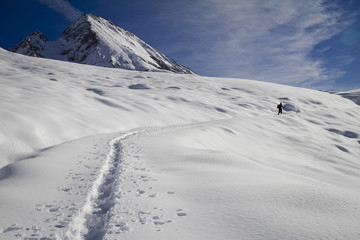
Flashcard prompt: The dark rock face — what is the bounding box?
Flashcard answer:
[8,14,195,74]
[61,16,99,63]
[9,30,48,57]
[151,56,173,71]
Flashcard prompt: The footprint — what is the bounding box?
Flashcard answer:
[35,204,43,211]
[153,221,165,225]
[61,187,72,192]
[137,189,146,195]
[54,224,66,228]
[177,213,187,217]
[31,225,41,231]
[115,221,131,232]
[2,224,23,233]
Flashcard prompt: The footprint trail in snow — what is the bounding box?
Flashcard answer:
[65,130,144,239]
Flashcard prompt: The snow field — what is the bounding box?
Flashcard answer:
[0,133,115,238]
[0,46,354,169]
[122,115,360,240]
[1,48,360,239]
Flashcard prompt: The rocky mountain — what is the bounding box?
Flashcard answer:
[10,30,48,57]
[9,14,194,74]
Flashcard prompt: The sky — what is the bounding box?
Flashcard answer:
[0,0,359,91]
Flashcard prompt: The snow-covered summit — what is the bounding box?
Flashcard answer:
[9,13,194,74]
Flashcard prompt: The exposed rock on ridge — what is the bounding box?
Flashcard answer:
[10,30,48,57]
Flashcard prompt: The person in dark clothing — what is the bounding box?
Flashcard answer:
[277,102,283,115]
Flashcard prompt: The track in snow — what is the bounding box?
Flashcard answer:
[64,114,308,239]
[63,119,226,240]
[65,129,143,240]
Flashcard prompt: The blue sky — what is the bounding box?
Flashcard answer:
[1,0,359,91]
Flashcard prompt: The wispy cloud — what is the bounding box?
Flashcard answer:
[38,0,83,22]
[155,0,354,88]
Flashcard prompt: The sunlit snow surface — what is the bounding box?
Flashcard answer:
[1,48,360,239]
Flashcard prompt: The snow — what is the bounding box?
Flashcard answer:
[1,48,360,239]
[335,89,360,106]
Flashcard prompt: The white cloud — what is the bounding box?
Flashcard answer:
[156,0,353,88]
[38,0,83,22]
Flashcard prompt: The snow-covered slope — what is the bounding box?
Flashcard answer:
[9,14,194,74]
[335,89,360,106]
[1,48,360,239]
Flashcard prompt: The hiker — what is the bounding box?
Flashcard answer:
[277,102,283,115]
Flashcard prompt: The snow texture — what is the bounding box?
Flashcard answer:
[1,48,360,239]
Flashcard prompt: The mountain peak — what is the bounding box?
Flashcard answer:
[9,14,194,74]
[9,30,48,57]
[64,13,101,31]
[31,30,48,38]
[77,13,102,22]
